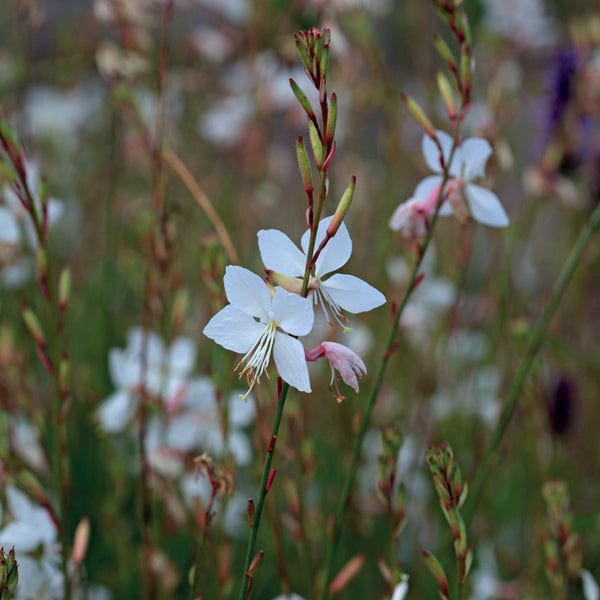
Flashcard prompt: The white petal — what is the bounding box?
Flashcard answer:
[97,391,135,433]
[301,216,352,275]
[459,138,492,180]
[166,415,200,451]
[422,130,453,173]
[227,430,252,466]
[391,577,409,600]
[228,392,256,427]
[9,555,46,598]
[314,220,352,276]
[582,570,600,600]
[223,265,271,319]
[167,337,197,376]
[183,376,217,411]
[273,333,311,392]
[0,208,20,244]
[323,274,386,313]
[257,229,306,276]
[465,184,509,227]
[413,175,442,202]
[47,198,64,227]
[270,288,314,336]
[203,304,264,353]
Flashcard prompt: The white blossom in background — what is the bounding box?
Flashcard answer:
[390,131,508,239]
[582,570,600,600]
[470,544,500,600]
[23,82,104,151]
[198,96,253,148]
[11,418,47,472]
[1,159,64,249]
[420,131,508,227]
[203,265,314,396]
[97,328,197,433]
[0,486,62,599]
[391,575,409,600]
[481,0,556,48]
[258,216,385,329]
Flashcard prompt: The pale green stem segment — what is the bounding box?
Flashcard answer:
[321,128,462,600]
[465,199,600,524]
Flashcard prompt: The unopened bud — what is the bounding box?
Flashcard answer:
[328,176,356,237]
[326,92,337,144]
[308,120,323,168]
[72,517,90,565]
[265,270,304,295]
[246,550,264,576]
[37,247,48,281]
[432,33,457,74]
[422,549,449,599]
[296,137,313,194]
[247,499,255,528]
[59,354,69,399]
[22,308,45,346]
[265,468,276,494]
[460,49,472,102]
[437,71,457,121]
[289,79,316,121]
[401,93,436,139]
[58,268,71,312]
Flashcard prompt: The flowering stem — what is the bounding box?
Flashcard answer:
[238,380,290,600]
[321,128,461,598]
[465,199,600,524]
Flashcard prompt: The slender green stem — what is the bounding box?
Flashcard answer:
[238,381,290,600]
[321,125,462,598]
[465,200,600,523]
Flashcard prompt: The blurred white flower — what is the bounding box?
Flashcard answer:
[11,418,47,472]
[1,159,64,249]
[203,266,314,396]
[0,486,62,600]
[97,328,197,432]
[391,574,409,600]
[23,83,104,150]
[198,96,253,148]
[582,570,600,600]
[481,0,556,48]
[417,131,509,227]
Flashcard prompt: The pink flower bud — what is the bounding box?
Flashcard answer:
[321,341,367,397]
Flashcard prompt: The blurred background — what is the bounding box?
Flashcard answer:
[0,0,599,598]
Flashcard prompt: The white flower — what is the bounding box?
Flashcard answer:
[389,196,433,241]
[258,216,385,329]
[414,130,509,228]
[391,574,409,600]
[1,159,64,249]
[582,570,600,600]
[203,266,314,395]
[97,328,197,433]
[0,486,62,599]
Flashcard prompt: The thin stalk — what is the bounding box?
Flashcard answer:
[238,381,290,600]
[321,127,462,599]
[465,199,600,523]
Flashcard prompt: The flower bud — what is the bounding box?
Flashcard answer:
[327,176,356,238]
[401,93,436,139]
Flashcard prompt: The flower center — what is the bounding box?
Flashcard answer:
[235,320,278,399]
